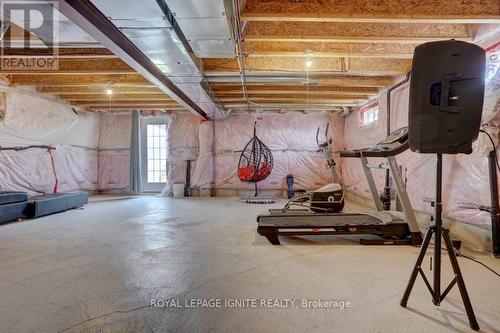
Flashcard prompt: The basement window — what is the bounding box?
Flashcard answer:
[359,103,379,127]
[146,124,168,183]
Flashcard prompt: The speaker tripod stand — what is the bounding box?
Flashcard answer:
[400,154,479,331]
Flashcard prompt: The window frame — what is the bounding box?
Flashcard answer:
[359,102,379,128]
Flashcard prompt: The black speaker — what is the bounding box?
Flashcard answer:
[408,40,486,154]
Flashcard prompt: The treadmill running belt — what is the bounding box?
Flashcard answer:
[257,212,405,227]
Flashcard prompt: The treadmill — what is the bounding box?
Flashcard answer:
[257,127,423,246]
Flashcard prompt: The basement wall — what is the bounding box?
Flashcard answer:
[0,84,99,196]
[97,113,131,192]
[343,68,500,230]
[166,111,345,195]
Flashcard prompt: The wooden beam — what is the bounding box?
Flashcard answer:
[222,101,357,106]
[204,57,412,75]
[63,94,173,101]
[219,97,359,104]
[242,0,500,23]
[8,74,150,86]
[207,75,395,87]
[0,48,117,59]
[211,84,379,95]
[245,22,471,44]
[0,58,134,75]
[72,101,180,109]
[88,107,184,111]
[59,92,172,101]
[223,106,344,112]
[215,93,370,100]
[37,86,161,94]
[73,100,179,106]
[245,41,417,59]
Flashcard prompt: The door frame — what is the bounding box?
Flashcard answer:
[140,116,169,192]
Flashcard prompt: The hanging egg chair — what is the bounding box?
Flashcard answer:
[237,121,276,203]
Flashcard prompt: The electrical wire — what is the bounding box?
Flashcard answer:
[479,129,500,173]
[460,254,500,278]
[0,145,54,151]
[425,240,500,279]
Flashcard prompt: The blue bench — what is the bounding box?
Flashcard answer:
[27,192,88,218]
[0,191,28,224]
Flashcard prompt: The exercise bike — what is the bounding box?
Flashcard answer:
[281,123,345,213]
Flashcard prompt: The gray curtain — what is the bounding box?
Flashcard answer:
[130,110,142,193]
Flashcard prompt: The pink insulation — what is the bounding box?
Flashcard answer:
[343,59,500,227]
[0,147,96,196]
[213,112,344,190]
[97,113,132,191]
[0,89,99,195]
[97,152,130,190]
[167,113,199,161]
[191,120,215,189]
[166,113,202,192]
[164,111,345,194]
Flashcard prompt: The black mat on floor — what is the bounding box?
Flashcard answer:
[27,192,88,218]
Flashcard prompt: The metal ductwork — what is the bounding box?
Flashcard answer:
[166,0,235,58]
[87,0,232,118]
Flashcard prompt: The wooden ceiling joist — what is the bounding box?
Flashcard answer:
[0,47,117,59]
[210,84,379,95]
[37,86,161,95]
[8,74,150,86]
[242,0,500,23]
[245,22,472,44]
[224,102,355,108]
[215,93,370,100]
[204,57,411,75]
[218,97,359,104]
[74,101,180,107]
[214,91,375,98]
[222,98,360,106]
[245,41,417,59]
[63,94,172,101]
[207,75,395,87]
[88,106,182,111]
[0,58,134,75]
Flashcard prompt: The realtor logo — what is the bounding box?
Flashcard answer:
[0,0,59,70]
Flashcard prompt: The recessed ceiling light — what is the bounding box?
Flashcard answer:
[305,59,313,68]
[106,89,113,95]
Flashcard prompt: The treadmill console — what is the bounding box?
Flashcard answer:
[376,127,408,149]
[340,127,409,158]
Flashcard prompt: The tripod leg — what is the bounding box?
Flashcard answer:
[442,230,480,331]
[401,226,434,307]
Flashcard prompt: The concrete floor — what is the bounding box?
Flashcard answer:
[0,196,499,333]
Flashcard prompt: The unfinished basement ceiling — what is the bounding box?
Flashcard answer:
[1,0,499,116]
[199,0,500,113]
[0,4,185,112]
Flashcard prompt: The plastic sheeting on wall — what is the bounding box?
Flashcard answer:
[0,146,97,196]
[0,88,99,195]
[97,151,130,190]
[164,111,345,194]
[1,89,99,148]
[191,120,214,189]
[167,113,199,161]
[213,112,344,191]
[166,113,201,194]
[97,113,132,191]
[343,64,500,228]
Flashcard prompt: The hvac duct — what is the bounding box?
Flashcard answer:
[89,0,231,118]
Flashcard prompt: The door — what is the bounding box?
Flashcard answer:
[141,116,169,192]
